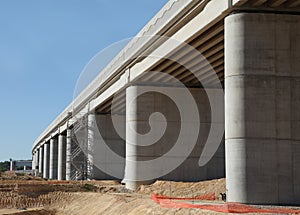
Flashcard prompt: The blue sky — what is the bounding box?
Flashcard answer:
[0,0,169,161]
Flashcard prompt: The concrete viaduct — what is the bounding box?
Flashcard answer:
[32,0,300,205]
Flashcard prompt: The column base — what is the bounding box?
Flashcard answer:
[124,180,154,190]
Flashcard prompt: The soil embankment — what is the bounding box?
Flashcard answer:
[0,172,228,214]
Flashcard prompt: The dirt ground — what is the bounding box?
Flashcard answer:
[50,178,227,215]
[0,172,292,215]
[0,172,229,214]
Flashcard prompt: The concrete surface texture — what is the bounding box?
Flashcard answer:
[225,12,300,205]
[57,134,66,180]
[38,146,43,175]
[43,143,49,179]
[124,86,225,190]
[49,138,58,180]
[92,113,126,180]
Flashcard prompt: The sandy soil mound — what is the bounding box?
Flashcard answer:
[0,209,56,215]
[52,192,221,215]
[50,178,226,215]
[138,178,226,200]
[0,172,40,181]
[0,176,227,215]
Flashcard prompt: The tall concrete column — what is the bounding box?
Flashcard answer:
[32,153,35,174]
[36,150,39,176]
[225,13,300,205]
[58,134,66,180]
[34,150,39,176]
[38,146,43,175]
[124,85,224,190]
[43,142,50,179]
[49,138,58,179]
[33,151,39,175]
[66,129,72,180]
[36,150,39,171]
[10,160,14,171]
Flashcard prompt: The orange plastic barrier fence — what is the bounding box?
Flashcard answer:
[152,193,215,201]
[152,193,300,214]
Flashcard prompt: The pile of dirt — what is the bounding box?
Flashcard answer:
[1,176,298,215]
[0,208,57,215]
[51,192,220,215]
[0,177,227,215]
[0,191,74,209]
[138,178,226,201]
[0,180,121,196]
[0,172,38,181]
[0,180,122,211]
[50,178,226,215]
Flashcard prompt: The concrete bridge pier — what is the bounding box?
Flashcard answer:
[66,128,72,180]
[43,142,50,179]
[124,85,225,190]
[35,150,39,174]
[33,150,39,176]
[38,146,43,176]
[124,85,167,189]
[49,138,58,179]
[225,12,300,205]
[31,153,35,174]
[32,151,36,175]
[58,134,66,180]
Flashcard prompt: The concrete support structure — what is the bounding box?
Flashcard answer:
[49,138,58,179]
[38,146,43,175]
[32,153,35,174]
[31,150,39,175]
[32,151,39,174]
[58,134,66,180]
[9,160,32,172]
[9,160,13,171]
[124,86,225,190]
[34,150,39,176]
[43,142,50,179]
[225,13,300,205]
[66,129,72,180]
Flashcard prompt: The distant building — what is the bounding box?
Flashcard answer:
[9,159,32,173]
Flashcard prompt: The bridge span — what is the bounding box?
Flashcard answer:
[32,0,300,205]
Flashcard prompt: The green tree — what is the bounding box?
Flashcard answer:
[0,161,10,172]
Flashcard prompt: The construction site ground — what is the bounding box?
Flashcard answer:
[0,172,299,215]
